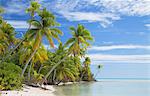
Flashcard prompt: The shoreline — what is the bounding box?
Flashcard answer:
[1,80,149,96]
[0,81,90,96]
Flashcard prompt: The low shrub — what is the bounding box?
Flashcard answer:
[0,62,23,90]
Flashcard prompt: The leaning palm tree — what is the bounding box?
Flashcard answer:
[2,1,41,62]
[94,64,103,79]
[81,57,92,81]
[21,8,63,77]
[65,24,94,57]
[43,43,79,84]
[65,24,94,80]
[55,59,79,84]
[19,40,48,81]
[0,21,16,55]
[43,24,93,81]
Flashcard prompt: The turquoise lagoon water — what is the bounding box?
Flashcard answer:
[54,64,150,96]
[54,80,150,96]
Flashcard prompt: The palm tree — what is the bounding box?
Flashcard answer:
[21,8,63,77]
[65,24,94,81]
[42,43,79,84]
[55,59,79,84]
[43,24,93,81]
[26,1,40,19]
[0,21,16,55]
[19,40,48,80]
[94,64,103,79]
[81,57,92,81]
[65,24,93,57]
[2,1,41,62]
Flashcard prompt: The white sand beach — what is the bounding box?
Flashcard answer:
[1,85,56,96]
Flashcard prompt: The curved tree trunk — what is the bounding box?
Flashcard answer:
[28,62,33,81]
[21,49,37,77]
[44,55,68,80]
[52,69,56,84]
[2,39,25,62]
[2,22,32,62]
[38,64,43,73]
[94,70,100,79]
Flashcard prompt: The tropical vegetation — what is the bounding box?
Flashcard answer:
[0,1,95,90]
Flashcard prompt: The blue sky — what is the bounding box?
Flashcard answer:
[0,0,150,78]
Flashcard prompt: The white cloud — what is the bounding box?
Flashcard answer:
[48,0,150,27]
[60,12,120,28]
[6,20,29,29]
[4,1,27,15]
[145,24,150,30]
[43,44,58,50]
[87,54,150,64]
[88,45,150,51]
[99,0,150,16]
[145,24,150,27]
[2,0,150,28]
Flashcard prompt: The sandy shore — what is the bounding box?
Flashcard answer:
[1,85,56,96]
[0,82,85,96]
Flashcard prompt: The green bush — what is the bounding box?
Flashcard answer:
[0,62,23,90]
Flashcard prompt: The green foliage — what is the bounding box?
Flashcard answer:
[26,1,40,17]
[21,1,63,77]
[0,62,23,90]
[0,20,16,55]
[0,1,95,88]
[55,56,79,82]
[30,71,44,84]
[0,7,4,15]
[65,24,93,56]
[81,57,94,81]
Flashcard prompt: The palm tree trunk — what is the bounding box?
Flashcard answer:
[52,69,56,84]
[94,70,100,79]
[2,22,32,62]
[38,64,43,73]
[80,71,84,81]
[28,62,32,81]
[44,55,68,80]
[21,49,37,77]
[1,39,25,62]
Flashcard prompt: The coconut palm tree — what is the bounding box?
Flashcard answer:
[41,43,79,84]
[19,40,48,80]
[94,64,103,79]
[0,21,16,55]
[55,58,79,84]
[65,24,93,57]
[43,24,93,81]
[65,24,94,81]
[21,8,63,77]
[26,1,40,19]
[81,57,92,81]
[2,1,41,62]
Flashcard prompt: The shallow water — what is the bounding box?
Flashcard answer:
[54,80,150,96]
